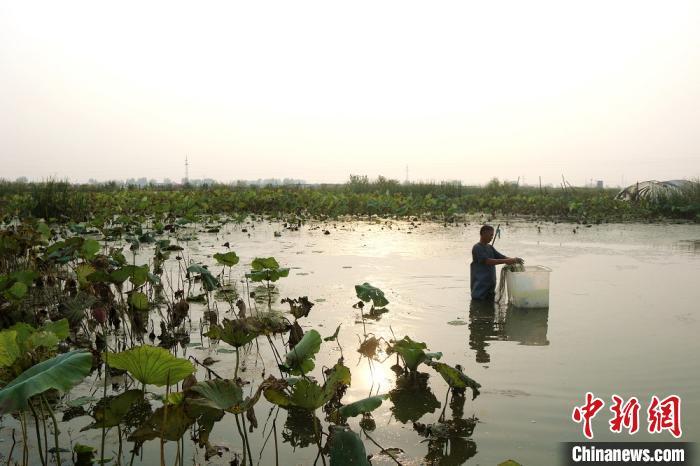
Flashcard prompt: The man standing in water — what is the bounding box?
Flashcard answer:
[470,225,523,300]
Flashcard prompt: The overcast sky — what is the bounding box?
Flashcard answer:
[1,1,698,186]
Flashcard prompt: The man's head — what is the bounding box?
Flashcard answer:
[479,224,494,243]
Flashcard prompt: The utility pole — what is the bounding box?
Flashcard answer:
[405,165,409,183]
[185,155,189,185]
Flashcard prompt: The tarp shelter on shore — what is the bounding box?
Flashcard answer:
[615,180,694,201]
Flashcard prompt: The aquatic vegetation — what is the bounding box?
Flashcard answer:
[2,178,698,223]
[246,256,289,308]
[387,335,442,373]
[106,345,195,388]
[0,350,92,414]
[0,215,488,466]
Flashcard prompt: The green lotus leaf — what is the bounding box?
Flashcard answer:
[85,389,144,429]
[109,266,132,284]
[5,319,69,354]
[164,392,184,406]
[322,361,352,401]
[107,345,194,387]
[41,318,69,340]
[205,318,260,348]
[264,362,350,410]
[213,251,240,267]
[388,336,441,372]
[247,257,289,282]
[80,239,101,259]
[187,264,220,291]
[128,403,194,443]
[282,329,321,375]
[7,323,35,353]
[128,291,149,311]
[190,378,263,414]
[37,222,51,239]
[130,264,149,287]
[0,351,92,414]
[355,282,389,308]
[251,257,280,271]
[246,268,290,283]
[338,394,389,418]
[329,428,370,466]
[324,324,342,342]
[426,361,481,399]
[5,282,27,301]
[27,331,59,349]
[11,270,39,285]
[0,330,20,368]
[76,264,96,287]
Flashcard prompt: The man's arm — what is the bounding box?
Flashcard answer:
[484,257,523,265]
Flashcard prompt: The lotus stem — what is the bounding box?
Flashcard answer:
[273,418,279,466]
[235,346,240,379]
[362,428,403,466]
[41,395,61,466]
[7,428,16,466]
[101,333,108,466]
[240,414,253,466]
[234,414,247,466]
[28,402,46,466]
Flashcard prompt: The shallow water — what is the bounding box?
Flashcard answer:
[2,219,699,465]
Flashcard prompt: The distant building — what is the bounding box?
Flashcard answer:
[596,180,604,189]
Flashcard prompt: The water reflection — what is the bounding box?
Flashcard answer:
[469,300,549,363]
[414,390,478,465]
[389,371,441,424]
[283,407,322,448]
[675,239,700,254]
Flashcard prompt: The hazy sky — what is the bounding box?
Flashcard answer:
[1,1,698,186]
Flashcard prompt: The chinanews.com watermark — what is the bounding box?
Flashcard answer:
[561,393,694,465]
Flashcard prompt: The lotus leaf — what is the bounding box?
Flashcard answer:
[85,389,144,429]
[41,318,69,339]
[355,282,389,308]
[7,319,69,353]
[388,336,441,372]
[247,257,289,283]
[130,264,149,287]
[129,292,149,311]
[426,361,481,399]
[0,350,92,414]
[80,239,100,259]
[76,264,95,287]
[189,378,263,414]
[389,372,440,423]
[0,330,20,367]
[187,264,220,291]
[107,345,194,387]
[264,362,350,410]
[213,251,240,267]
[5,282,27,300]
[338,394,389,418]
[251,257,280,270]
[128,403,194,443]
[282,329,321,375]
[329,427,370,466]
[205,318,260,348]
[324,324,342,342]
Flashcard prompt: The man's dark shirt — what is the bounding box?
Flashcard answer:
[470,242,506,300]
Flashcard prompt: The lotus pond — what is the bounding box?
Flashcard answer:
[0,217,698,465]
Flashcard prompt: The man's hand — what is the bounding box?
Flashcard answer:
[506,257,524,265]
